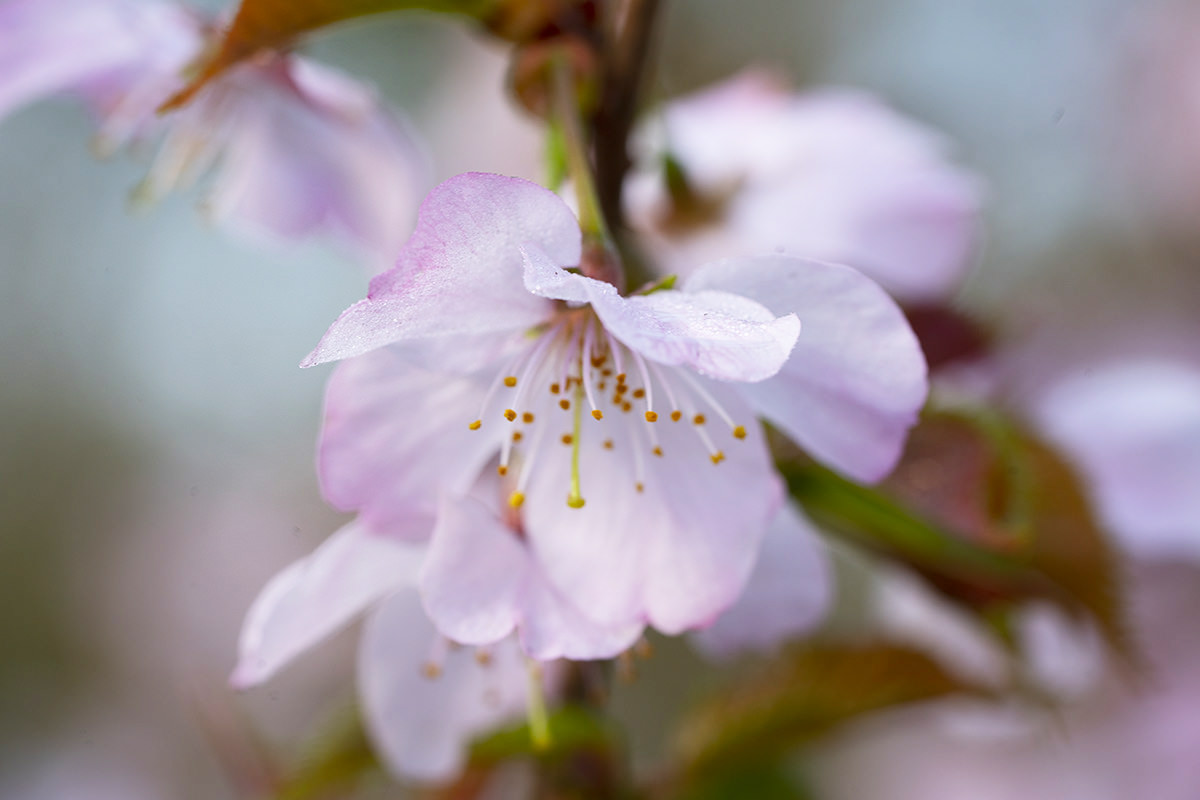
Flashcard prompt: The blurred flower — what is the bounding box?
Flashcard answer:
[229,520,546,783]
[303,171,927,635]
[1031,359,1200,560]
[810,562,1200,800]
[0,0,428,263]
[626,71,982,303]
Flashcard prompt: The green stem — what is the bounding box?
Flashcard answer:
[551,54,607,241]
[526,660,552,752]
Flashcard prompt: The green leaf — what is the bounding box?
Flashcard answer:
[162,0,498,109]
[274,711,380,800]
[782,410,1132,662]
[672,644,981,783]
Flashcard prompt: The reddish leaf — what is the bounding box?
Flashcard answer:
[162,0,497,109]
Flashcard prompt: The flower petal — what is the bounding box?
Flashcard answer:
[204,58,430,265]
[1032,360,1200,559]
[303,173,579,366]
[0,0,185,119]
[522,242,800,382]
[522,380,782,633]
[359,590,530,783]
[319,349,501,536]
[692,503,832,658]
[688,255,927,482]
[420,493,643,660]
[420,495,525,646]
[230,521,423,689]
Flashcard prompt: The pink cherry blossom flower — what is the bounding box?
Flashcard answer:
[625,71,982,303]
[303,171,927,635]
[1031,359,1200,560]
[0,0,427,263]
[229,520,552,782]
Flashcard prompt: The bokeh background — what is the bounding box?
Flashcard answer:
[2,0,1198,796]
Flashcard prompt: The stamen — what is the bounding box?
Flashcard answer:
[647,361,684,424]
[580,318,603,419]
[473,348,530,427]
[603,439,614,450]
[509,491,525,508]
[567,384,586,509]
[504,409,518,422]
[592,409,604,420]
[497,465,508,476]
[475,648,493,666]
[631,351,655,416]
[513,431,523,442]
[673,368,740,432]
[523,412,535,424]
[670,411,682,422]
[422,636,450,679]
[504,376,518,387]
[550,383,561,394]
[645,411,658,422]
[693,414,706,425]
[733,425,747,440]
[560,398,571,410]
[469,420,482,430]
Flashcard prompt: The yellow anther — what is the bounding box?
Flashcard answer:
[645,411,658,422]
[635,481,644,493]
[561,434,574,445]
[592,409,604,420]
[733,425,746,439]
[670,410,682,422]
[622,402,633,413]
[616,373,627,383]
[422,662,442,679]
[632,388,646,399]
[469,419,482,430]
[603,439,614,450]
[509,492,525,508]
[475,650,493,666]
[693,414,706,425]
[550,383,561,394]
[567,495,586,509]
[512,431,523,442]
[653,446,663,457]
[602,368,613,377]
[559,398,571,410]
[598,382,607,391]
[523,412,535,423]
[710,451,725,465]
[504,376,517,387]
[497,465,508,476]
[503,409,517,422]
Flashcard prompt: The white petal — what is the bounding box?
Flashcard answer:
[230,521,422,689]
[303,174,579,366]
[688,255,928,482]
[319,349,501,535]
[522,380,782,633]
[358,591,530,783]
[522,242,800,382]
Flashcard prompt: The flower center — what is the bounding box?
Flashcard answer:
[468,310,749,509]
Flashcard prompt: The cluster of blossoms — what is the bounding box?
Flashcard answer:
[2,0,1018,787]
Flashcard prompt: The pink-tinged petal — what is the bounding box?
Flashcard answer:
[1032,361,1200,559]
[0,0,187,119]
[734,160,982,303]
[692,503,831,658]
[630,76,981,303]
[203,57,430,265]
[688,255,928,482]
[522,380,782,633]
[231,521,423,689]
[318,349,501,536]
[359,590,531,783]
[420,496,526,646]
[420,494,643,660]
[522,243,800,382]
[303,174,580,366]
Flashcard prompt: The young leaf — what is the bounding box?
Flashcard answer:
[672,644,981,783]
[162,0,498,109]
